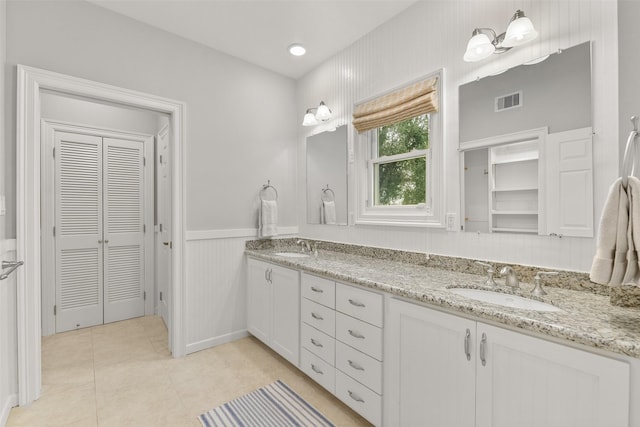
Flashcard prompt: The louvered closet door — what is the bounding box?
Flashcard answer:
[103,138,145,324]
[55,132,104,333]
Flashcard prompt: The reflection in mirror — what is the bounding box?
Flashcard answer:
[306,125,348,225]
[459,41,593,237]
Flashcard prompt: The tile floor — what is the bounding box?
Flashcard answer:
[7,316,371,426]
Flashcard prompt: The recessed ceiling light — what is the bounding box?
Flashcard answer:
[288,44,306,56]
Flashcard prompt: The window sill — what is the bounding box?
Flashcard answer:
[354,216,445,229]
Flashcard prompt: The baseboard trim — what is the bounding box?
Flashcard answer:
[0,394,18,427]
[185,227,299,241]
[185,330,249,354]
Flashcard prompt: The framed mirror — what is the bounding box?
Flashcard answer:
[459,41,593,237]
[306,125,348,225]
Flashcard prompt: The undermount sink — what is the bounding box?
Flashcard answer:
[274,252,310,258]
[448,288,561,312]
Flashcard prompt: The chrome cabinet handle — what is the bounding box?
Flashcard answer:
[98,240,103,244]
[264,269,269,282]
[464,329,471,361]
[311,364,323,375]
[311,312,324,321]
[348,390,365,403]
[348,360,365,371]
[310,338,323,348]
[480,332,487,366]
[310,286,323,293]
[348,299,365,308]
[348,329,365,339]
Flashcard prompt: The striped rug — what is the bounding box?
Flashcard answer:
[198,380,336,427]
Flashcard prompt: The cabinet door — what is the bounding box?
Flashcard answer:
[271,265,300,366]
[476,323,629,427]
[385,299,476,427]
[246,258,270,344]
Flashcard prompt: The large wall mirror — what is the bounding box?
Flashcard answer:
[306,125,348,225]
[459,41,593,237]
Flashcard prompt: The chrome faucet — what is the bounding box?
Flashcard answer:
[296,239,311,253]
[499,266,520,289]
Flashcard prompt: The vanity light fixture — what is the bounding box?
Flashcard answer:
[463,9,538,62]
[302,101,332,126]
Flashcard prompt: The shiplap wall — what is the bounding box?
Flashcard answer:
[0,240,18,425]
[297,0,618,273]
[184,227,298,354]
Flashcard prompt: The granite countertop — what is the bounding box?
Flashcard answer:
[245,247,640,360]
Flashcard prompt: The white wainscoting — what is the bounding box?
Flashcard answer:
[0,239,18,427]
[184,227,298,354]
[296,0,617,273]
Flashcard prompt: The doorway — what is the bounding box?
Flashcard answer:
[41,120,158,334]
[16,65,186,405]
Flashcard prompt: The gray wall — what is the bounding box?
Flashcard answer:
[4,0,297,236]
[459,42,591,142]
[619,0,640,168]
[41,91,169,136]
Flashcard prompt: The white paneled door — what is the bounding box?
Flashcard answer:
[155,125,171,328]
[54,131,146,333]
[103,138,145,324]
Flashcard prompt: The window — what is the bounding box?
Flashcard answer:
[372,114,429,207]
[354,72,443,227]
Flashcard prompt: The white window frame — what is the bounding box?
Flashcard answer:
[355,71,444,227]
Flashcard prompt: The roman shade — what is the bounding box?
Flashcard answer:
[352,76,439,133]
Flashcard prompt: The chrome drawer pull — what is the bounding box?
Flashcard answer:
[311,364,323,375]
[464,329,471,361]
[348,299,365,308]
[311,286,324,293]
[348,360,365,371]
[480,332,487,367]
[310,338,323,348]
[348,329,365,339]
[311,312,324,321]
[348,390,365,403]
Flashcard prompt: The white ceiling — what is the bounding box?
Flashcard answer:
[86,0,417,79]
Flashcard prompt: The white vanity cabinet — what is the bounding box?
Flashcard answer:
[299,273,384,426]
[385,298,631,427]
[247,258,300,366]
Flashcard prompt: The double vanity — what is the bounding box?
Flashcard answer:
[245,239,640,427]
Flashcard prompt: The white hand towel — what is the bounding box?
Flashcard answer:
[260,200,278,238]
[590,178,629,285]
[323,200,336,225]
[623,177,640,284]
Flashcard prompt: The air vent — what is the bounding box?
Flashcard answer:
[495,91,522,112]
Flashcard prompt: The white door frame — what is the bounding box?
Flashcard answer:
[16,64,186,405]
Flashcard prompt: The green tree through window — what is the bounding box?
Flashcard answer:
[375,114,429,205]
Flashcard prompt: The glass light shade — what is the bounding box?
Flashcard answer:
[315,102,332,121]
[302,112,318,126]
[502,16,538,48]
[463,32,496,62]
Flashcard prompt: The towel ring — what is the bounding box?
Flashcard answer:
[621,116,640,188]
[260,180,278,201]
[321,185,335,202]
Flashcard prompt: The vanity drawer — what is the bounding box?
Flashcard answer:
[336,283,383,327]
[335,370,381,427]
[301,273,336,308]
[301,348,335,394]
[335,312,382,361]
[335,341,382,394]
[301,298,335,336]
[301,323,335,365]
